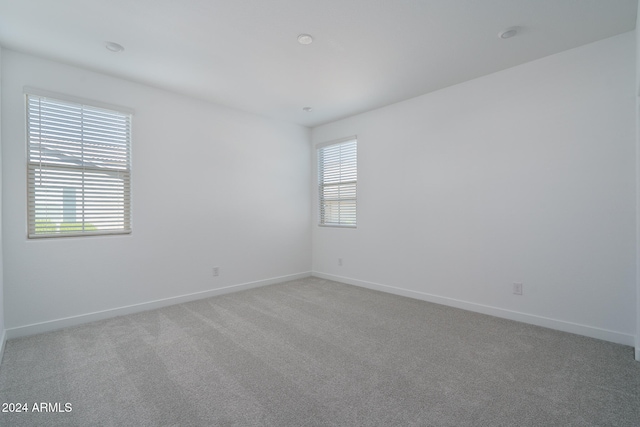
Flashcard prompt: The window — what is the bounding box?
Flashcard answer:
[26,91,132,238]
[318,137,357,227]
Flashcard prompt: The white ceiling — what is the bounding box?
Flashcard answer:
[0,0,637,128]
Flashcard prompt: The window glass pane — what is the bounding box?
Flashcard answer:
[318,138,357,227]
[26,93,132,238]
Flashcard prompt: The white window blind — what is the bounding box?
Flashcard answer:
[318,137,357,227]
[26,93,132,238]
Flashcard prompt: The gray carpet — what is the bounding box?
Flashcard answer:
[0,277,638,426]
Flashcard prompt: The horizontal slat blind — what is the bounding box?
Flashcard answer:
[27,93,132,238]
[318,138,357,227]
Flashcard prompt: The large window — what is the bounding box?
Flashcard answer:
[318,137,357,227]
[26,91,132,238]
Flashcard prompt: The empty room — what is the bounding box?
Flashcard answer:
[0,0,639,426]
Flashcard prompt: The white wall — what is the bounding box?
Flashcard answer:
[312,32,637,346]
[2,50,311,336]
[0,47,5,357]
[635,1,640,361]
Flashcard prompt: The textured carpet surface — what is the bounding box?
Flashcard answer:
[0,277,638,426]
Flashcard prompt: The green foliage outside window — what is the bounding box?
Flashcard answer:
[35,219,97,234]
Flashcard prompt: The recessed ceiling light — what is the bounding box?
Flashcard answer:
[302,107,313,112]
[498,27,519,39]
[297,34,313,45]
[105,41,125,53]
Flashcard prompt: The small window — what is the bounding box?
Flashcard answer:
[26,91,132,238]
[318,137,357,227]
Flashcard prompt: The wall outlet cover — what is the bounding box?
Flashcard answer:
[513,283,523,295]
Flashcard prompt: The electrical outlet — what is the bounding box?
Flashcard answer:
[338,258,343,266]
[213,267,220,277]
[513,283,523,295]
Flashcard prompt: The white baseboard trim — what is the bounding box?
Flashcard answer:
[636,346,640,362]
[6,271,312,340]
[0,329,6,364]
[313,272,636,347]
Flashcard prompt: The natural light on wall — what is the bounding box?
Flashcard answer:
[317,136,357,228]
[26,90,132,238]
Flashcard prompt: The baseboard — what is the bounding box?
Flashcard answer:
[6,271,312,340]
[313,272,636,347]
[636,345,640,362]
[0,328,6,364]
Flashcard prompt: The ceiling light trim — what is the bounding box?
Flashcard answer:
[105,41,125,53]
[498,26,520,39]
[297,34,313,45]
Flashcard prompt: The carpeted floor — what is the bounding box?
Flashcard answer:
[0,277,638,426]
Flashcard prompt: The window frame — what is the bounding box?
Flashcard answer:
[25,88,133,239]
[317,136,357,228]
